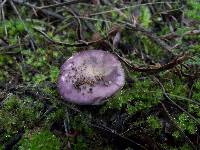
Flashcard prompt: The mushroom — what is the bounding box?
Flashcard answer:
[57,50,125,105]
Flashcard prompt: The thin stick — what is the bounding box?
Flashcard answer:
[89,2,179,17]
[114,51,190,74]
[33,27,106,47]
[9,0,36,51]
[153,76,200,125]
[161,102,196,149]
[38,0,87,9]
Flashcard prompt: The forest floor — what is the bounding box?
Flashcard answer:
[0,0,200,150]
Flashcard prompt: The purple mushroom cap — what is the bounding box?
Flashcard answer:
[57,50,125,105]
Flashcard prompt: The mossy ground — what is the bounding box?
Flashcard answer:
[0,1,200,149]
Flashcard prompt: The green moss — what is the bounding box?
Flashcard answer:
[0,2,199,149]
[71,115,93,136]
[192,80,200,102]
[140,36,164,61]
[164,78,187,98]
[71,136,88,150]
[164,144,193,150]
[18,42,65,85]
[157,25,171,36]
[186,0,200,20]
[186,54,200,65]
[0,20,27,38]
[32,74,48,85]
[172,130,181,139]
[180,144,193,150]
[188,103,200,117]
[45,109,92,150]
[175,113,197,135]
[44,108,65,128]
[147,115,161,130]
[25,48,48,68]
[49,66,60,83]
[62,114,93,150]
[19,130,62,150]
[42,87,58,97]
[0,54,14,66]
[94,20,107,37]
[104,78,162,115]
[0,95,43,144]
[139,6,152,28]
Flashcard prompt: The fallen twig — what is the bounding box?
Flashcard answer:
[153,76,200,125]
[124,22,174,55]
[89,123,147,150]
[33,27,106,47]
[115,51,190,74]
[160,29,200,40]
[75,16,175,56]
[38,0,87,9]
[9,0,36,51]
[161,102,196,149]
